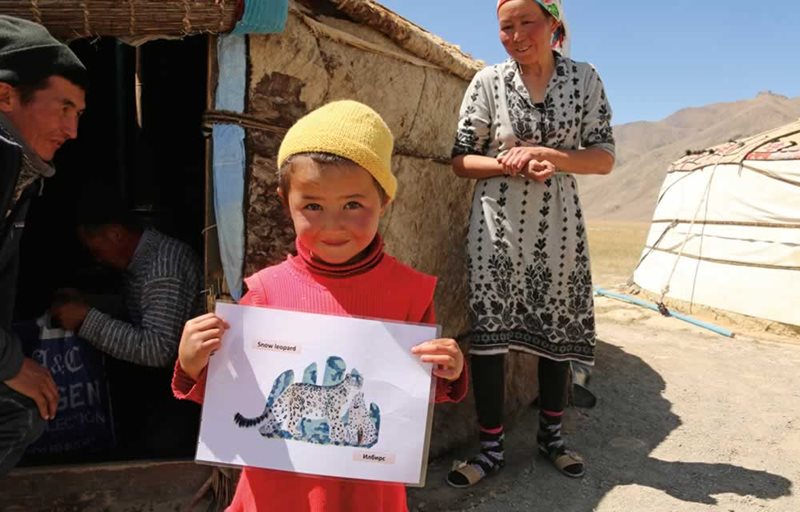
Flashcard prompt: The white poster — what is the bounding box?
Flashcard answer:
[196,303,439,486]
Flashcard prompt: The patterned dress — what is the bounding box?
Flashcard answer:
[452,54,614,364]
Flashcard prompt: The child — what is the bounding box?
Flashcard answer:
[173,100,468,512]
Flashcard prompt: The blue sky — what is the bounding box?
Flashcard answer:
[377,0,800,125]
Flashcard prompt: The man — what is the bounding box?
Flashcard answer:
[51,204,203,456]
[0,15,87,475]
[51,208,203,368]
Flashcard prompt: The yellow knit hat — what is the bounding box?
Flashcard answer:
[277,100,397,199]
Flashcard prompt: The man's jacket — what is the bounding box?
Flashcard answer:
[0,119,45,381]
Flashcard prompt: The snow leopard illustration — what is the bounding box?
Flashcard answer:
[234,356,380,447]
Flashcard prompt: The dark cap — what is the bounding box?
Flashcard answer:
[0,15,86,88]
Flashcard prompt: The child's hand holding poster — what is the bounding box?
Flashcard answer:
[196,302,438,486]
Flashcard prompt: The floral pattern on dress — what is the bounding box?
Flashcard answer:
[452,54,614,364]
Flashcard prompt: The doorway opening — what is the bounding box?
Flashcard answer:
[14,35,209,465]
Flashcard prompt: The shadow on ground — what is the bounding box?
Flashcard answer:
[408,340,792,511]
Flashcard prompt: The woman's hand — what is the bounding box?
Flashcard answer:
[178,313,229,380]
[411,338,464,381]
[497,146,543,175]
[524,159,556,182]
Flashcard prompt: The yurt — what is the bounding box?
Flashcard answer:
[633,120,800,327]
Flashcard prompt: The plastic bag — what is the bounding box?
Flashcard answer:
[13,314,115,455]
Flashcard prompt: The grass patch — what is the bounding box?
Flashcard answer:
[586,220,650,286]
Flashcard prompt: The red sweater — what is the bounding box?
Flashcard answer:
[173,237,468,512]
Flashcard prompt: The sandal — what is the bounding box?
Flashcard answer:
[446,456,504,488]
[538,443,585,478]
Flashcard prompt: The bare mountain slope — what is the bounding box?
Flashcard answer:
[578,92,800,221]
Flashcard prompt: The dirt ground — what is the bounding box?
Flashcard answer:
[407,285,800,511]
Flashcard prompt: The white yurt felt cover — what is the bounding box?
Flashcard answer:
[634,120,800,326]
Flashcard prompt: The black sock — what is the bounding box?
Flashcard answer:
[537,410,565,452]
[538,411,583,476]
[475,428,505,473]
[447,428,505,486]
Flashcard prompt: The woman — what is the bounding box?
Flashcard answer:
[447,0,614,487]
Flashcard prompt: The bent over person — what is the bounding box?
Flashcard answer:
[50,202,204,456]
[0,15,86,475]
[51,207,203,368]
